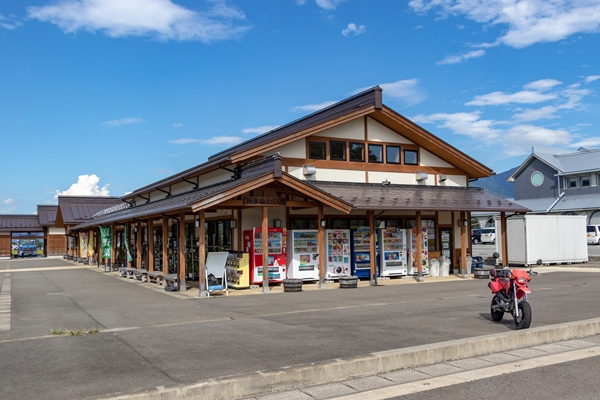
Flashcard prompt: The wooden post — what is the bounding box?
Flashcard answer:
[162,218,168,275]
[148,219,154,272]
[416,211,424,282]
[501,212,508,267]
[179,211,186,292]
[262,206,270,293]
[460,211,468,278]
[136,223,142,269]
[198,210,207,298]
[368,210,377,286]
[318,205,325,289]
[111,225,116,271]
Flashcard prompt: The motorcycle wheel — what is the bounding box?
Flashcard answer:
[490,295,504,322]
[513,301,532,330]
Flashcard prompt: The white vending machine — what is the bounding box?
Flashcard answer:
[378,228,407,277]
[287,230,320,281]
[325,229,351,279]
[408,226,429,275]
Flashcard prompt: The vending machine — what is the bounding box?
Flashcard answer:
[225,251,250,289]
[378,228,408,277]
[287,230,320,281]
[350,227,376,279]
[325,229,351,279]
[243,227,287,286]
[407,226,429,275]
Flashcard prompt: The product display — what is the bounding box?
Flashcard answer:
[225,251,250,289]
[325,229,351,279]
[378,228,407,276]
[243,227,287,285]
[287,230,320,281]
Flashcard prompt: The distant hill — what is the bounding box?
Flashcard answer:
[471,167,517,199]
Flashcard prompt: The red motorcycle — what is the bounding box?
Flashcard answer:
[488,257,539,330]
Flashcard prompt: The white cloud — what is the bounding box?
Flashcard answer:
[27,0,250,43]
[0,206,16,214]
[569,137,600,148]
[585,75,600,83]
[169,136,243,146]
[512,105,559,121]
[342,23,366,36]
[437,49,485,65]
[523,79,562,91]
[296,0,307,5]
[503,125,571,156]
[2,198,14,205]
[354,79,427,107]
[172,122,183,128]
[559,87,591,109]
[241,125,279,134]
[0,14,23,30]
[103,117,144,127]
[466,90,557,106]
[291,101,338,113]
[408,0,600,48]
[315,0,344,10]
[412,111,501,141]
[55,174,110,197]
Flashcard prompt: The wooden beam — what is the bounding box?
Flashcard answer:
[416,211,423,281]
[368,210,376,285]
[136,223,142,269]
[318,204,325,289]
[198,210,207,297]
[460,211,467,276]
[179,211,186,291]
[501,211,508,267]
[162,218,168,275]
[262,206,269,293]
[148,219,154,272]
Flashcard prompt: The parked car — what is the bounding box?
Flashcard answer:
[587,225,600,244]
[480,227,496,244]
[471,229,482,244]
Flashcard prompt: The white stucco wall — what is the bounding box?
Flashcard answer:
[318,118,364,140]
[369,171,434,185]
[367,117,414,144]
[268,139,306,159]
[420,148,453,168]
[438,175,467,187]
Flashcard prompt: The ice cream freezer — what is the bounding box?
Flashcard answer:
[287,230,320,281]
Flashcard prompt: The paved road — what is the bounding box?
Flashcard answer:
[1,258,599,399]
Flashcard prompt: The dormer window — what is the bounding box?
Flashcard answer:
[566,177,578,188]
[580,175,591,187]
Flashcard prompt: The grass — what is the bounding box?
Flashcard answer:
[49,328,100,336]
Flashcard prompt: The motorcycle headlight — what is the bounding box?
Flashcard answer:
[518,277,527,284]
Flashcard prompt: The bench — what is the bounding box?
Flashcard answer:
[163,274,178,287]
[118,267,138,279]
[146,271,164,285]
[133,269,148,282]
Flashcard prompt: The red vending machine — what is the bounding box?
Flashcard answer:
[243,227,287,286]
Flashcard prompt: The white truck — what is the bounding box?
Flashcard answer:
[494,214,588,266]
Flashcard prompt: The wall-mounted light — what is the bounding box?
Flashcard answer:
[457,219,468,227]
[320,219,327,228]
[415,171,428,181]
[382,179,391,186]
[303,165,317,176]
[230,220,237,229]
[273,219,282,228]
[195,219,200,228]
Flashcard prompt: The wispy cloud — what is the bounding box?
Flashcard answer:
[524,79,562,91]
[55,174,110,198]
[27,0,251,43]
[2,198,14,205]
[512,106,559,121]
[0,206,16,214]
[291,101,338,113]
[170,136,243,146]
[412,111,501,141]
[103,117,144,127]
[585,75,600,83]
[342,23,366,36]
[437,49,485,65]
[315,0,345,10]
[241,125,279,134]
[0,14,23,30]
[354,79,427,107]
[172,122,183,128]
[466,90,557,106]
[409,0,600,49]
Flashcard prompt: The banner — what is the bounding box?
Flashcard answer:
[99,226,112,259]
[124,225,133,262]
[79,232,88,259]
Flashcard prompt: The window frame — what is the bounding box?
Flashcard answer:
[404,149,419,166]
[580,175,591,187]
[349,142,366,163]
[308,141,327,160]
[566,177,578,188]
[386,145,401,164]
[368,144,384,163]
[329,140,347,161]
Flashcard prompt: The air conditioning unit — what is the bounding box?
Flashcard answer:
[415,171,428,181]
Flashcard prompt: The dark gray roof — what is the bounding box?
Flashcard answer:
[510,197,557,213]
[0,215,42,232]
[549,193,600,212]
[309,181,530,213]
[57,196,123,226]
[37,205,58,227]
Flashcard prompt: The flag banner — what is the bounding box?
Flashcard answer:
[124,225,133,262]
[79,232,88,259]
[99,226,112,259]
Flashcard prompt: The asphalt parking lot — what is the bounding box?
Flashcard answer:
[1,257,600,400]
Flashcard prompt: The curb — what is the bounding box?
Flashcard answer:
[107,317,600,400]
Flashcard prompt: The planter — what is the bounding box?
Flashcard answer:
[339,276,358,288]
[283,278,303,292]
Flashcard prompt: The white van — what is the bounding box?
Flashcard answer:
[480,227,496,244]
[587,225,600,244]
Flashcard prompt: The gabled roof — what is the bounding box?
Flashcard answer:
[0,215,41,232]
[56,196,122,228]
[309,182,529,213]
[548,192,600,212]
[508,147,600,182]
[37,205,58,227]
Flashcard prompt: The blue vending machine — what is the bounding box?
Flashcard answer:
[350,227,378,279]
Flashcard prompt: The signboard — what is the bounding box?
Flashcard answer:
[243,197,286,206]
[99,226,112,259]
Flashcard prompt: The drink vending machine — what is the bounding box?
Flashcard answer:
[325,229,351,279]
[407,227,429,275]
[378,228,408,277]
[243,227,287,286]
[350,227,373,279]
[287,230,320,281]
[225,251,250,289]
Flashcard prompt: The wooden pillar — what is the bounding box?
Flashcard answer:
[460,211,468,277]
[162,218,168,275]
[111,225,116,270]
[198,210,207,297]
[368,210,377,286]
[179,211,186,292]
[136,223,142,269]
[261,206,270,293]
[318,204,325,289]
[416,211,424,282]
[236,209,242,251]
[501,212,508,267]
[148,219,154,272]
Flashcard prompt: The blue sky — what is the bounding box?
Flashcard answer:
[1,0,599,215]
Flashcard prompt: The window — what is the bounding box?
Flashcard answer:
[566,177,578,188]
[386,146,401,164]
[350,142,365,162]
[580,175,591,187]
[531,171,544,186]
[406,219,436,252]
[309,142,326,159]
[368,144,383,163]
[404,149,418,165]
[330,141,346,161]
[290,218,318,230]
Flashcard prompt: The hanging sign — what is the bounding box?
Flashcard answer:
[243,197,286,206]
[99,226,112,259]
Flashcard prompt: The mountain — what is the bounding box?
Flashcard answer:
[471,167,517,199]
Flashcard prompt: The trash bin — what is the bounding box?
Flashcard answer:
[471,256,484,272]
[459,255,472,275]
[439,256,450,277]
[430,258,440,277]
